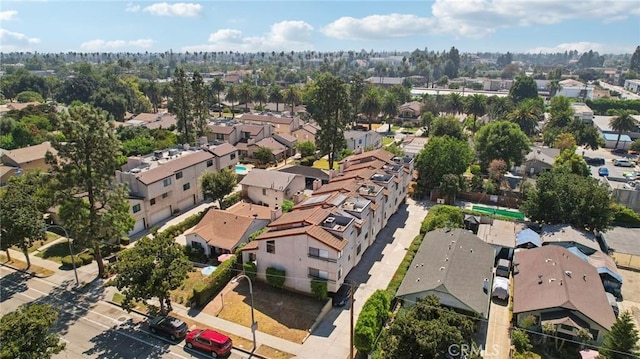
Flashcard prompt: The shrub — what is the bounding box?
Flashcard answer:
[61,255,82,269]
[512,329,533,353]
[120,237,130,246]
[221,192,241,209]
[191,255,237,307]
[611,203,640,226]
[161,210,207,239]
[300,156,316,166]
[184,245,208,263]
[79,253,94,265]
[266,267,286,288]
[387,234,423,295]
[354,290,390,354]
[420,205,463,234]
[243,261,257,281]
[310,279,327,300]
[470,164,482,175]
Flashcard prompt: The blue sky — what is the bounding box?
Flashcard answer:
[1,0,639,54]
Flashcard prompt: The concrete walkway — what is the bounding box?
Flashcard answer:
[485,297,512,359]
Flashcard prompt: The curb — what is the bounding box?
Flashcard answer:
[0,261,52,278]
[105,300,269,359]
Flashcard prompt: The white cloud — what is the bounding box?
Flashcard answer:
[322,14,435,40]
[79,38,155,51]
[322,0,640,40]
[0,10,18,21]
[125,2,141,12]
[0,28,40,51]
[183,20,314,52]
[142,2,202,17]
[527,42,635,54]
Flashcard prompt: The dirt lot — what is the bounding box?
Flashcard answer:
[618,269,640,331]
[204,281,326,344]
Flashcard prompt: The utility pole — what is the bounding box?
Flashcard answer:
[350,280,355,359]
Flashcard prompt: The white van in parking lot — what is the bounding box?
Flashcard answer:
[614,159,635,167]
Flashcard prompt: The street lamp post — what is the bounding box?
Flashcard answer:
[231,274,257,352]
[45,224,79,286]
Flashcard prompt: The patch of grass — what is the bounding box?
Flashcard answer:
[35,242,81,263]
[170,269,205,305]
[391,125,401,132]
[312,158,339,170]
[112,292,125,304]
[382,137,396,146]
[23,232,61,253]
[256,346,296,359]
[111,292,147,312]
[0,253,55,277]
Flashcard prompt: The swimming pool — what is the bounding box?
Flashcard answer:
[235,165,248,174]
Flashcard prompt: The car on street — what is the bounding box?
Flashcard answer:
[149,315,188,341]
[598,167,610,176]
[613,148,628,154]
[585,157,606,166]
[614,159,635,167]
[624,171,640,180]
[185,329,233,358]
[330,283,351,307]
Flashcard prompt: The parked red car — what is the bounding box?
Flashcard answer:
[185,329,233,358]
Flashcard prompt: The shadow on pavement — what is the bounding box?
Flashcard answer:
[84,319,172,358]
[0,270,31,303]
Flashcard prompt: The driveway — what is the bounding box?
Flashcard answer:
[296,198,430,359]
[618,269,640,331]
[485,296,511,359]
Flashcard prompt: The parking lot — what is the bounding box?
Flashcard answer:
[578,146,639,184]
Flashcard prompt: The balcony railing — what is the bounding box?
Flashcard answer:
[307,253,337,263]
[308,274,336,283]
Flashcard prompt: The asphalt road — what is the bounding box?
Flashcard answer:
[0,267,250,359]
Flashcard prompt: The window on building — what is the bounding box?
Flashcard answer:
[183,183,191,191]
[150,198,156,206]
[356,243,362,255]
[176,172,183,180]
[309,268,328,280]
[162,193,168,199]
[358,139,362,144]
[216,133,225,140]
[163,178,172,187]
[309,247,329,259]
[132,204,141,213]
[338,267,342,280]
[266,240,275,254]
[262,188,267,196]
[207,160,213,167]
[230,153,236,160]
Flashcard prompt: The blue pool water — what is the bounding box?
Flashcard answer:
[235,165,247,172]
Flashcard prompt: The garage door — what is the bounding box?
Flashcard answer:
[129,219,146,235]
[149,207,172,227]
[178,195,195,212]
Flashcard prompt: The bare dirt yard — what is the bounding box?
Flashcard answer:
[618,269,640,333]
[204,281,326,344]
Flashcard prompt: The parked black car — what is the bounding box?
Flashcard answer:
[330,284,351,307]
[149,315,188,341]
[584,157,605,166]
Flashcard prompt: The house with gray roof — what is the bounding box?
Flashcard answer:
[541,224,602,255]
[512,146,560,176]
[239,169,305,208]
[396,228,495,318]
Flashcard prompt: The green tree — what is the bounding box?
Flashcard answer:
[631,46,640,73]
[348,73,366,123]
[238,83,254,112]
[16,90,44,103]
[200,168,237,209]
[298,141,316,158]
[439,173,463,202]
[225,84,239,118]
[361,87,381,130]
[210,77,225,117]
[508,98,542,136]
[554,132,577,152]
[46,104,134,277]
[415,136,473,195]
[548,80,562,97]
[554,148,590,177]
[509,76,539,104]
[255,146,274,165]
[609,111,638,149]
[520,168,614,232]
[487,96,514,121]
[0,172,51,267]
[429,115,464,140]
[0,304,65,359]
[170,68,194,143]
[268,84,283,112]
[600,311,640,359]
[548,96,574,128]
[464,93,487,131]
[447,92,465,115]
[253,86,268,107]
[381,92,399,131]
[282,85,301,116]
[475,121,531,169]
[112,234,190,315]
[374,295,475,359]
[191,71,209,137]
[306,73,350,169]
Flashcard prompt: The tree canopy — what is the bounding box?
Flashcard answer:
[474,121,530,169]
[520,168,614,232]
[111,234,191,314]
[509,76,539,104]
[429,115,464,140]
[200,168,237,209]
[415,135,473,196]
[0,304,65,359]
[600,311,639,359]
[553,148,590,177]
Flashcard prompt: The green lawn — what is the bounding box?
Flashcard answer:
[23,232,61,254]
[391,125,401,132]
[400,127,418,134]
[35,241,83,263]
[382,137,396,146]
[312,158,339,170]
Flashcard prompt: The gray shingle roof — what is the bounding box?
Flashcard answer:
[239,168,301,190]
[396,228,494,317]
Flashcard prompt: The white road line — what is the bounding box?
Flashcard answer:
[12,287,190,359]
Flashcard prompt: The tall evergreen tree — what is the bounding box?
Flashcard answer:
[209,77,225,117]
[170,68,194,143]
[600,311,639,359]
[46,104,134,278]
[361,87,381,131]
[631,46,640,73]
[191,71,209,137]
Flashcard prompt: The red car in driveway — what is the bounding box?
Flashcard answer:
[185,329,233,358]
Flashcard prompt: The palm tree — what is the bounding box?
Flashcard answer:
[268,84,283,112]
[360,88,381,131]
[210,77,225,117]
[253,86,268,108]
[238,83,253,112]
[448,93,464,115]
[610,111,638,149]
[282,85,301,116]
[225,84,238,118]
[464,94,487,131]
[486,96,514,121]
[508,99,541,136]
[381,92,399,132]
[548,80,561,97]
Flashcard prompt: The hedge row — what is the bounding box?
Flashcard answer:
[310,279,327,300]
[387,234,424,296]
[420,205,464,234]
[266,267,285,288]
[61,253,94,268]
[612,203,640,227]
[159,209,207,239]
[243,261,257,281]
[221,192,242,210]
[354,290,390,354]
[191,255,237,307]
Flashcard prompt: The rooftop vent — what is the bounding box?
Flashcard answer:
[439,266,446,271]
[324,217,336,224]
[565,271,572,278]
